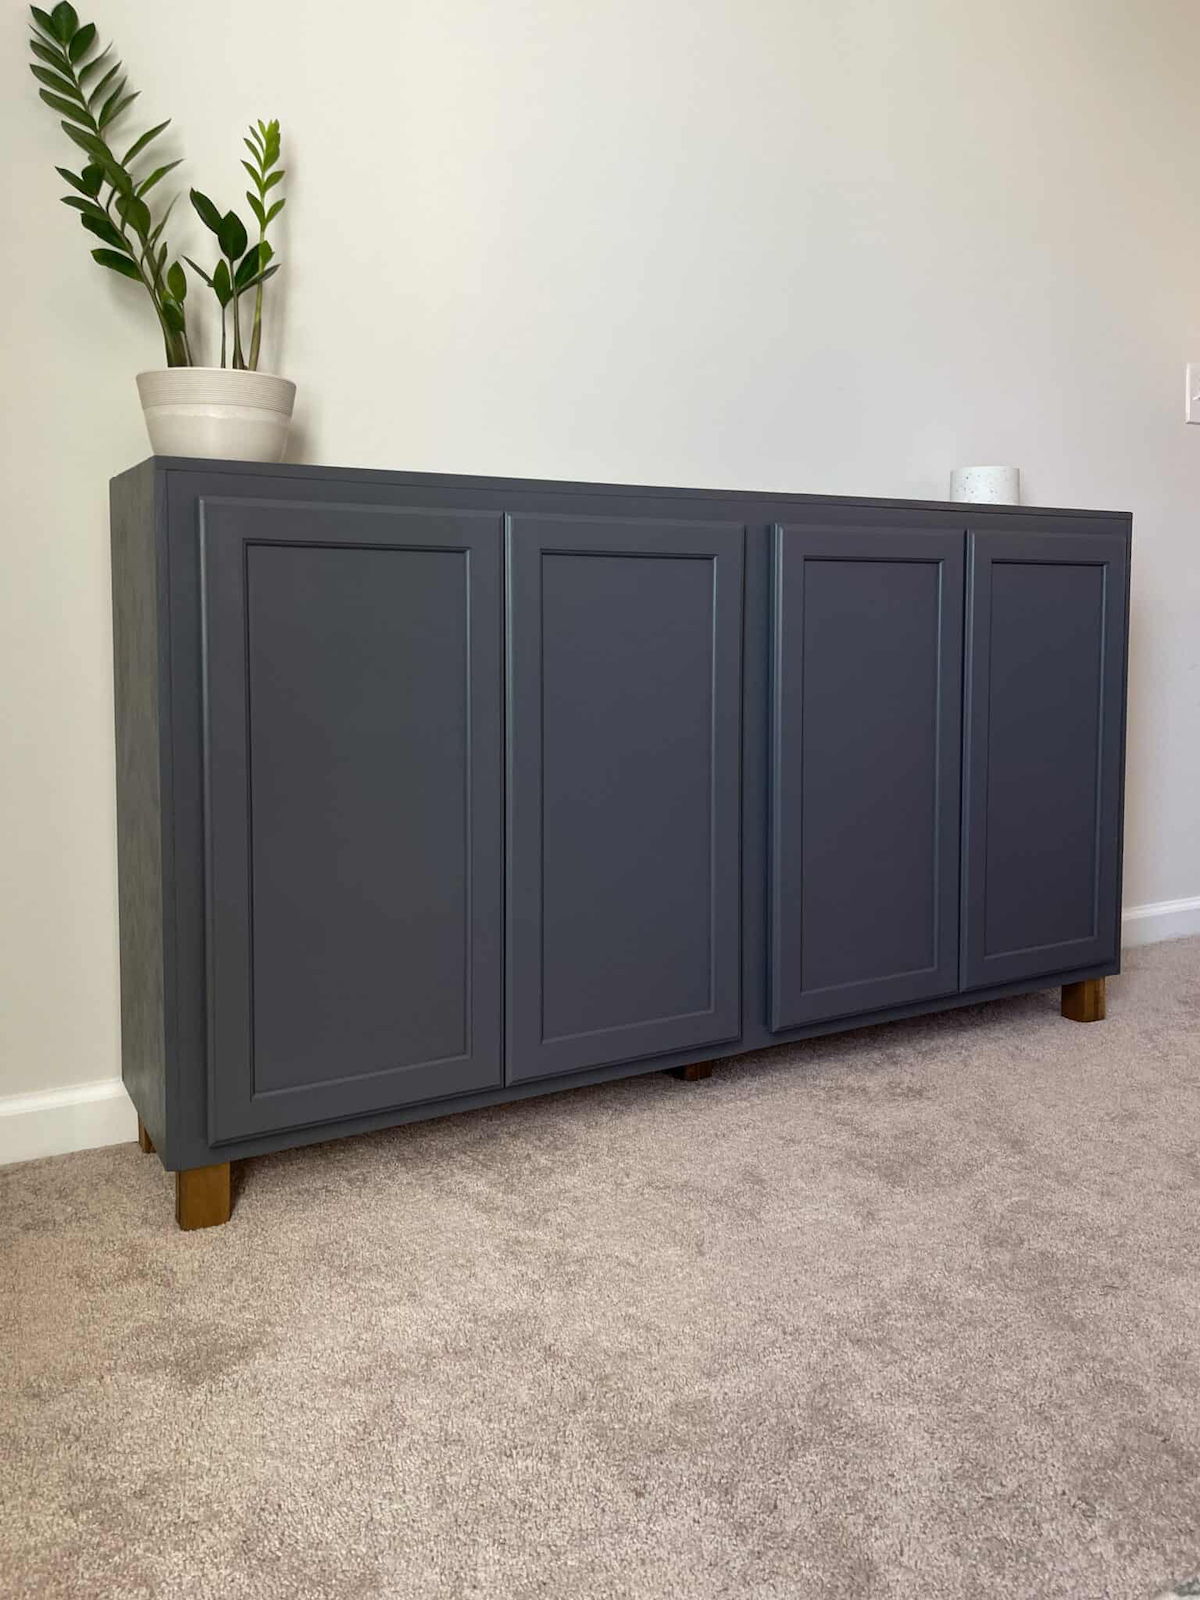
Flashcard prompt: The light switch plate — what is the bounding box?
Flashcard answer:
[1187,363,1200,423]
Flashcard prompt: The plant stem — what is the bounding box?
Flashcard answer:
[248,224,265,372]
[136,233,185,365]
[220,302,227,368]
[229,262,244,369]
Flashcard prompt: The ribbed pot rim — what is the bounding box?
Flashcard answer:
[136,367,296,411]
[136,366,292,378]
[136,368,294,386]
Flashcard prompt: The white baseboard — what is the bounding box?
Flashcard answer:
[0,1078,137,1168]
[1122,895,1200,949]
[0,896,1195,1167]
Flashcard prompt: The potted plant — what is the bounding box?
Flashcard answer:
[28,2,296,461]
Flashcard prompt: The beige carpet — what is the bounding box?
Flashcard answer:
[3,939,1199,1600]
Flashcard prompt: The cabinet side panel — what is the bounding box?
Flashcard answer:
[110,463,169,1148]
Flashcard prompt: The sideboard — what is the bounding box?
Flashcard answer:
[110,459,1131,1228]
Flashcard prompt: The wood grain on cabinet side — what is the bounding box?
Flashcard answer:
[110,461,171,1158]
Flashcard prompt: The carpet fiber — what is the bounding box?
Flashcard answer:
[3,939,1200,1599]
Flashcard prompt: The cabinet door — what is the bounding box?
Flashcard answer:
[962,529,1128,987]
[506,513,744,1082]
[202,499,503,1142]
[770,526,964,1029]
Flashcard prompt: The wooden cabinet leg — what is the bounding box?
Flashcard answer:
[668,1061,714,1082]
[175,1163,232,1230]
[136,1115,155,1154]
[1062,977,1106,1023]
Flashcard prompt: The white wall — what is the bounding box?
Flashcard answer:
[3,0,1199,1117]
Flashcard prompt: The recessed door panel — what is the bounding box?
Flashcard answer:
[506,514,744,1081]
[202,499,503,1141]
[770,526,964,1029]
[961,530,1128,987]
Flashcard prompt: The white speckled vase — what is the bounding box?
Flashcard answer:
[136,367,297,461]
[949,464,1020,504]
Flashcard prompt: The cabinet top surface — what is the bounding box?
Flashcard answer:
[117,456,1132,526]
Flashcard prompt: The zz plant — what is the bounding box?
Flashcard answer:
[184,120,284,372]
[28,3,284,371]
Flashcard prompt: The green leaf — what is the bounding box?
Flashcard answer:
[30,62,80,96]
[244,132,263,158]
[182,254,213,288]
[116,192,151,236]
[234,262,279,296]
[50,3,78,42]
[86,59,120,106]
[166,260,187,300]
[136,159,181,197]
[55,161,104,197]
[217,210,247,262]
[60,194,107,219]
[241,160,263,190]
[265,197,285,224]
[39,88,90,123]
[233,243,264,290]
[91,246,141,280]
[100,89,138,129]
[147,194,177,245]
[56,164,90,193]
[245,192,265,229]
[60,121,104,158]
[96,77,125,121]
[161,295,186,333]
[77,44,112,86]
[30,8,59,38]
[190,189,222,235]
[212,258,232,305]
[263,168,283,192]
[122,118,169,165]
[79,210,127,249]
[29,36,70,71]
[62,123,131,193]
[68,21,95,61]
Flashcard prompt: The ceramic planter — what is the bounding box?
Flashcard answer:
[136,367,297,462]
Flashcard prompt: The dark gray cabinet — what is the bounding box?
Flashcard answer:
[961,528,1129,988]
[201,499,503,1139]
[110,459,1130,1227]
[505,514,744,1081]
[770,526,963,1028]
